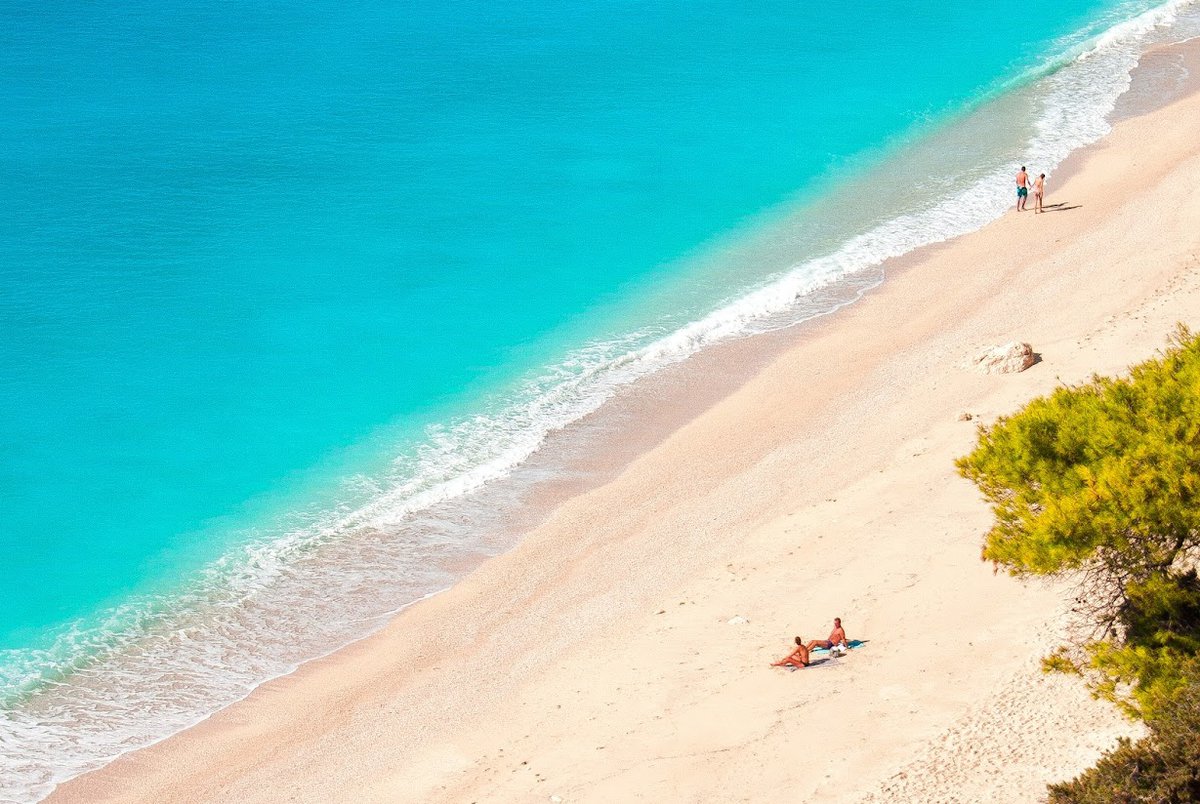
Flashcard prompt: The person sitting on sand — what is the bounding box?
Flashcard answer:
[770,636,810,669]
[805,617,848,652]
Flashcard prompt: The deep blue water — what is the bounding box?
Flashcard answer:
[3,0,1197,796]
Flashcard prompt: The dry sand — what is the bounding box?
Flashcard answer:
[51,41,1200,804]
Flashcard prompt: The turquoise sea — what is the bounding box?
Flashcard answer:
[3,0,1199,798]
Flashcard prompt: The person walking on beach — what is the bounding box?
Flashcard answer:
[771,636,810,669]
[805,617,849,652]
[1015,166,1030,211]
[1032,173,1046,213]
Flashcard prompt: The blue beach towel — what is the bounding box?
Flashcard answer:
[810,639,866,654]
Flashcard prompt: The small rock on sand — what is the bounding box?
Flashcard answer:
[971,342,1036,374]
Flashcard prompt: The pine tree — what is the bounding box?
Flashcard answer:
[957,326,1200,717]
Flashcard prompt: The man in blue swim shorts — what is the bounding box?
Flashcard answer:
[1015,165,1030,211]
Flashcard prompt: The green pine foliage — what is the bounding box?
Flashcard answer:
[1046,659,1200,803]
[957,327,1200,799]
[957,326,1200,717]
[958,326,1200,584]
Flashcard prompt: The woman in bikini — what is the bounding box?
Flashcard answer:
[771,636,810,669]
[1033,173,1046,214]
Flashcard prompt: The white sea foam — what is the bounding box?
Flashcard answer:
[3,2,1199,801]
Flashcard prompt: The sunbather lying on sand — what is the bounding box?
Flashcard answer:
[805,617,848,652]
[770,636,810,669]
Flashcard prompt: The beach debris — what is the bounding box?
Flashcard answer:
[726,615,749,625]
[958,412,974,421]
[970,341,1036,374]
[550,796,564,803]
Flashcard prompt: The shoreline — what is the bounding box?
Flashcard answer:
[47,35,1200,804]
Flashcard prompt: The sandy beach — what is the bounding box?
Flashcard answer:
[50,38,1200,804]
